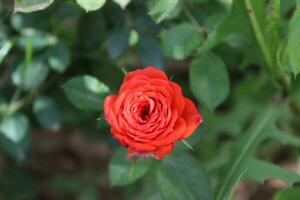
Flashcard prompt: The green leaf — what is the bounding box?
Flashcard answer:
[112,0,131,9]
[216,107,276,200]
[76,0,106,12]
[129,29,139,46]
[287,0,300,76]
[19,29,57,50]
[0,113,29,162]
[0,97,8,114]
[190,52,230,110]
[216,106,300,200]
[268,124,300,147]
[0,40,13,65]
[161,23,201,60]
[62,75,109,111]
[14,0,54,13]
[273,188,300,200]
[148,0,180,23]
[0,114,28,143]
[33,96,60,131]
[198,0,252,53]
[243,156,300,186]
[109,148,150,186]
[12,59,49,91]
[137,37,164,69]
[107,28,130,58]
[47,42,70,73]
[156,153,213,200]
[0,133,29,161]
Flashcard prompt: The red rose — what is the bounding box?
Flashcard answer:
[104,67,202,159]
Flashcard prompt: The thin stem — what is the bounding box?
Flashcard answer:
[9,87,22,105]
[245,0,290,90]
[182,2,206,39]
[245,0,273,71]
[5,87,40,115]
[25,38,32,66]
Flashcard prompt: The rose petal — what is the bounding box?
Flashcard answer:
[169,82,186,116]
[181,98,202,139]
[123,66,168,83]
[151,117,186,146]
[111,127,127,147]
[153,144,173,159]
[104,95,122,132]
[123,136,157,151]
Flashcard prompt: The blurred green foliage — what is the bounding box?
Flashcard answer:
[0,0,300,200]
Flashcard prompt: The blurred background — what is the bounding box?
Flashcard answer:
[1,0,300,200]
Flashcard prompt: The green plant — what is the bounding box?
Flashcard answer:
[1,0,300,199]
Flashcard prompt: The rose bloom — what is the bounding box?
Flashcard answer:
[104,67,202,159]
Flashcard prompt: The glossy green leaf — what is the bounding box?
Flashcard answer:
[287,0,300,76]
[0,113,29,161]
[190,52,229,110]
[62,75,109,111]
[161,23,201,60]
[19,29,57,50]
[47,42,70,73]
[0,40,13,64]
[273,188,300,200]
[0,114,28,143]
[156,153,213,200]
[12,59,49,91]
[109,148,151,186]
[112,0,131,9]
[129,29,139,46]
[148,0,180,23]
[14,0,54,13]
[33,96,60,131]
[76,0,106,12]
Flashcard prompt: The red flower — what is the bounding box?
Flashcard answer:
[104,67,202,159]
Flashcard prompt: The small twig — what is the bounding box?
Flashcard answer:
[182,2,206,39]
[5,86,41,115]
